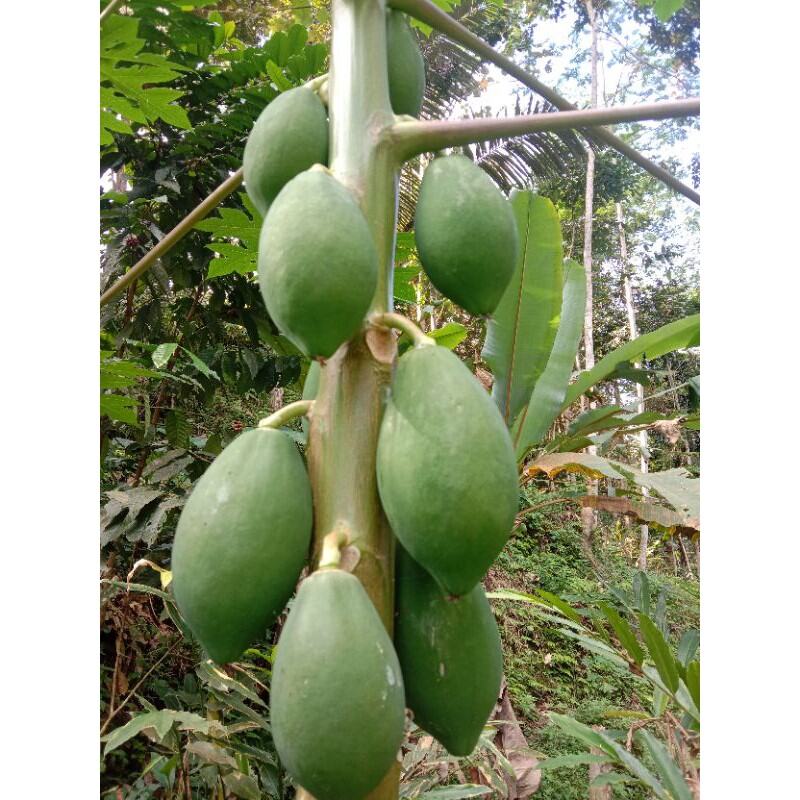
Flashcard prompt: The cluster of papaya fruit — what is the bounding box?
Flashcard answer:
[170,11,520,800]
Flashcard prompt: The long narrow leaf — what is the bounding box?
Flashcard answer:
[639,614,680,693]
[483,193,563,426]
[548,714,615,757]
[537,753,611,770]
[598,602,645,665]
[512,258,585,460]
[635,730,693,800]
[563,314,699,408]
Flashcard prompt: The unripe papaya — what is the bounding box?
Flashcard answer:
[171,428,312,664]
[395,546,503,756]
[377,345,518,596]
[243,87,329,216]
[258,169,379,359]
[271,568,406,800]
[415,155,518,315]
[387,11,425,117]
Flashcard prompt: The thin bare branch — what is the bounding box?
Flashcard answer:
[387,98,699,161]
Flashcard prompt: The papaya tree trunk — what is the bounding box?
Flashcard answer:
[616,201,650,570]
[306,1,401,797]
[580,0,599,542]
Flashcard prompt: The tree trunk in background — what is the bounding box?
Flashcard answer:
[580,0,599,542]
[616,202,650,570]
[693,537,700,579]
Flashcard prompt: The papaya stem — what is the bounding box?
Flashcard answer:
[303,73,329,93]
[388,0,699,205]
[100,0,125,24]
[370,312,435,348]
[386,99,700,162]
[318,526,352,570]
[257,400,314,430]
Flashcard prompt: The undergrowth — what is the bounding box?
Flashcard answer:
[487,482,699,799]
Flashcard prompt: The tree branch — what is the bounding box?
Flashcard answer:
[389,0,700,204]
[387,98,699,161]
[100,168,243,308]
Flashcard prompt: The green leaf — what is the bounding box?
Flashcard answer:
[512,258,585,459]
[101,358,162,379]
[677,629,699,667]
[635,730,693,800]
[559,630,629,668]
[152,343,179,369]
[548,714,616,757]
[598,602,644,665]
[685,660,700,710]
[633,571,651,615]
[186,740,238,768]
[418,786,493,799]
[100,393,139,425]
[393,261,422,303]
[536,589,583,624]
[102,710,221,757]
[430,322,468,350]
[223,771,261,800]
[482,193,564,426]
[181,346,219,380]
[165,410,191,450]
[652,683,669,717]
[537,753,611,770]
[638,614,680,693]
[653,0,686,22]
[195,200,262,250]
[563,315,699,408]
[207,246,257,278]
[265,60,293,91]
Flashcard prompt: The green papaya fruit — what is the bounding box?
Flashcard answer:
[243,87,329,216]
[258,169,379,359]
[387,11,425,117]
[415,154,518,315]
[171,428,312,664]
[395,546,503,756]
[377,345,518,596]
[271,568,406,800]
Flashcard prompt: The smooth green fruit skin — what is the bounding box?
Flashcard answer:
[258,170,379,359]
[387,11,425,117]
[415,155,518,315]
[171,428,312,664]
[377,346,518,596]
[271,569,406,800]
[395,546,503,756]
[242,88,329,216]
